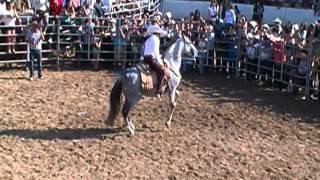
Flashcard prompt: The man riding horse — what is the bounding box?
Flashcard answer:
[143,24,169,99]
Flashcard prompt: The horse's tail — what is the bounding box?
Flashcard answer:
[105,78,122,126]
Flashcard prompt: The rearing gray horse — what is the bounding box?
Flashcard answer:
[105,35,198,135]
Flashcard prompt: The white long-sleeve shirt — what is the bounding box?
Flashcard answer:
[31,0,49,11]
[224,9,236,25]
[208,5,219,18]
[144,34,167,65]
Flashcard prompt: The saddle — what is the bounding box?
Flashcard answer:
[136,62,170,93]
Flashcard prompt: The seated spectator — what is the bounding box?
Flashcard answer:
[100,0,113,14]
[94,0,105,17]
[19,0,34,16]
[81,2,92,17]
[49,0,63,17]
[31,0,49,33]
[62,0,76,24]
[68,0,81,12]
[81,0,96,10]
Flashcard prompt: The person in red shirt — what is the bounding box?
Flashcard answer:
[49,0,64,17]
[47,0,63,44]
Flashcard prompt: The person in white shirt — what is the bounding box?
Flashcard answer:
[3,0,19,54]
[31,0,49,32]
[143,24,168,98]
[208,0,219,25]
[224,3,236,27]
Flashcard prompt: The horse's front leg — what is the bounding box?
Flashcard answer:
[122,100,135,136]
[166,88,177,129]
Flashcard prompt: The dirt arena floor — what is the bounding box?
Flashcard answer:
[0,68,319,179]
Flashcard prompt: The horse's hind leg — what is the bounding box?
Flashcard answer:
[166,89,177,129]
[122,100,135,135]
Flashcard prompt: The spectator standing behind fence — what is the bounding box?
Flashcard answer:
[3,0,19,54]
[92,19,106,70]
[208,0,219,26]
[26,21,44,81]
[197,32,208,76]
[252,0,264,25]
[220,0,230,19]
[79,18,95,60]
[112,18,127,68]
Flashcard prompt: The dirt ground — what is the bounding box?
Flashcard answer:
[0,68,319,179]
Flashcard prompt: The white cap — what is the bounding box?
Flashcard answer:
[273,17,282,24]
[262,24,270,30]
[292,24,299,31]
[249,20,257,28]
[165,12,172,19]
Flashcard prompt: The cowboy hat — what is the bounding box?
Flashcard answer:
[165,12,172,19]
[155,11,162,16]
[262,24,270,30]
[249,20,257,28]
[292,24,299,31]
[273,17,282,24]
[147,24,167,37]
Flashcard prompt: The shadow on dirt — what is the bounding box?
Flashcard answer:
[0,127,126,140]
[183,71,320,125]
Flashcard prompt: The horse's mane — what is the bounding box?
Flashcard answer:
[162,35,181,55]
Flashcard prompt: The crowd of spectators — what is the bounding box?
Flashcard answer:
[0,0,319,97]
[207,0,320,97]
[0,0,151,57]
[232,0,314,9]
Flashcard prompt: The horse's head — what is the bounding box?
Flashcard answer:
[180,35,198,61]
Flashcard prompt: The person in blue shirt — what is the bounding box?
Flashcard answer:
[26,20,45,81]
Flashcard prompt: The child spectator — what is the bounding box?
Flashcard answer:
[26,20,44,80]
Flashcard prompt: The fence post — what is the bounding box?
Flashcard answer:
[257,47,261,80]
[26,17,30,72]
[305,42,313,99]
[57,17,61,71]
[206,44,209,67]
[235,28,241,78]
[87,18,90,62]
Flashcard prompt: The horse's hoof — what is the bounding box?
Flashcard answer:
[176,90,180,97]
[166,121,171,129]
[104,119,114,127]
[128,126,135,136]
[129,121,135,130]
